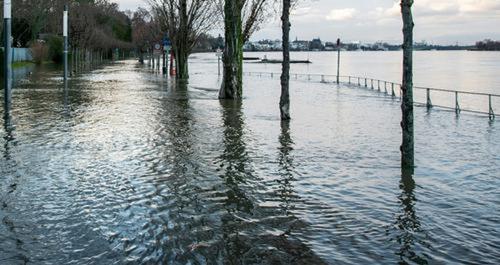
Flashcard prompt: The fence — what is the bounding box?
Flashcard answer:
[243,72,497,121]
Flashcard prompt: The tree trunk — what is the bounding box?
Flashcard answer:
[280,0,291,120]
[219,0,244,99]
[401,0,414,169]
[176,0,190,80]
[175,48,189,80]
[139,50,144,64]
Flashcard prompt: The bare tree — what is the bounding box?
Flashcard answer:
[148,0,218,80]
[132,8,161,64]
[401,0,414,169]
[218,0,271,99]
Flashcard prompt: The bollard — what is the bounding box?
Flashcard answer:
[371,79,373,89]
[348,76,351,84]
[358,77,360,86]
[384,81,387,94]
[378,80,381,91]
[426,88,433,109]
[489,95,495,120]
[308,74,311,81]
[321,75,325,82]
[336,39,341,84]
[364,78,367,87]
[391,83,396,97]
[295,74,297,80]
[455,91,461,114]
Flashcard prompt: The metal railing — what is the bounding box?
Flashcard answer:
[243,71,497,120]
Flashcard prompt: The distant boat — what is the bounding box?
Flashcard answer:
[243,57,260,61]
[259,58,312,64]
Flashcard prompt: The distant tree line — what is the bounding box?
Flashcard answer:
[474,39,500,51]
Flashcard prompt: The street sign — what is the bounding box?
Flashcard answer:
[163,37,171,46]
[153,43,162,55]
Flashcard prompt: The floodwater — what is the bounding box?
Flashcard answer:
[0,55,499,264]
[197,51,500,114]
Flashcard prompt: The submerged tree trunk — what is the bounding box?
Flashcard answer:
[219,0,244,99]
[280,0,291,120]
[175,46,189,80]
[175,0,189,80]
[401,0,414,169]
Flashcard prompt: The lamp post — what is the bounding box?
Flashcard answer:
[63,4,69,81]
[3,0,12,115]
[216,48,223,76]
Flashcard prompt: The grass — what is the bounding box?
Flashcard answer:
[12,61,35,68]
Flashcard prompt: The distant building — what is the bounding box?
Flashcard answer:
[291,38,309,51]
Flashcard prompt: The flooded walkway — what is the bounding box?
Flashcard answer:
[1,60,499,264]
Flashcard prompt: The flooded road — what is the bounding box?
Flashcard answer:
[1,60,499,264]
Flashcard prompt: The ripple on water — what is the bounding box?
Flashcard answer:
[0,59,499,264]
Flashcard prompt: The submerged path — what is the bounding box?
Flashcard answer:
[0,60,499,264]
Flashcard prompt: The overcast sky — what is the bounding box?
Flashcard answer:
[113,0,500,45]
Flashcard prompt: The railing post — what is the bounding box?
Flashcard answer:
[271,73,273,78]
[391,83,396,97]
[426,88,433,109]
[489,94,495,120]
[308,74,311,81]
[455,91,461,114]
[378,80,381,91]
[321,75,325,82]
[295,74,297,80]
[384,81,387,94]
[371,79,374,89]
[358,77,360,86]
[348,76,351,84]
[364,78,367,87]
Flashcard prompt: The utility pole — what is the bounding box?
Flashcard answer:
[336,38,341,84]
[63,4,69,81]
[3,0,12,116]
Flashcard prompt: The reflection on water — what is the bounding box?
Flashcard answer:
[0,60,498,264]
[277,120,295,217]
[392,168,430,265]
[218,100,254,214]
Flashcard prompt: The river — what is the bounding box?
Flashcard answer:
[0,53,499,264]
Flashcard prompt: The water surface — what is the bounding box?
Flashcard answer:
[0,59,499,264]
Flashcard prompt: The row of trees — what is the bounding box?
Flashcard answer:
[1,0,415,169]
[144,0,415,168]
[1,0,134,62]
[474,39,500,51]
